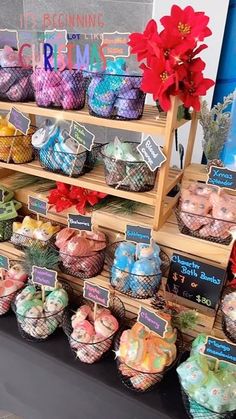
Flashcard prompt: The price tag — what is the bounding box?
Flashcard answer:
[8,107,30,135]
[125,224,152,245]
[137,306,168,338]
[67,214,92,231]
[28,196,48,216]
[207,166,236,191]
[0,254,9,270]
[83,282,110,307]
[69,121,95,151]
[32,266,57,288]
[101,31,131,58]
[167,253,226,309]
[137,136,166,172]
[203,336,236,365]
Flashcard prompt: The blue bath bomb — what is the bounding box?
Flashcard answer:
[111,266,131,292]
[131,259,157,276]
[113,255,134,272]
[114,242,136,259]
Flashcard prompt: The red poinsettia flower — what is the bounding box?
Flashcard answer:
[128,19,159,63]
[140,56,176,111]
[75,189,107,214]
[47,182,75,212]
[160,5,212,42]
[179,71,214,111]
[157,29,196,64]
[47,182,107,214]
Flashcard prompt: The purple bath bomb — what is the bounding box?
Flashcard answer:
[117,88,141,100]
[7,84,23,101]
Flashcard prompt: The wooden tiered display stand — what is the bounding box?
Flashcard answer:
[0,97,233,344]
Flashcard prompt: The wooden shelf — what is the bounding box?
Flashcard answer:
[0,240,224,343]
[0,160,182,205]
[0,101,190,135]
[0,171,232,268]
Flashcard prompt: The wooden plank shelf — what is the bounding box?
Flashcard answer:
[0,160,182,206]
[0,171,232,268]
[0,241,225,344]
[0,101,190,135]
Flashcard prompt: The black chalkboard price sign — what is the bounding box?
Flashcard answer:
[67,214,92,231]
[83,282,110,307]
[28,196,48,216]
[125,224,152,245]
[137,306,168,338]
[8,107,30,135]
[69,121,95,151]
[167,253,226,309]
[137,136,166,172]
[207,165,236,191]
[203,336,236,365]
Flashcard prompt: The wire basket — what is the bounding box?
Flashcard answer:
[221,290,236,343]
[0,259,27,315]
[84,71,145,120]
[10,216,61,251]
[0,67,34,102]
[115,323,182,393]
[0,218,17,242]
[105,241,169,299]
[32,68,86,110]
[101,142,157,192]
[181,385,236,419]
[12,281,72,342]
[175,204,234,245]
[35,143,102,178]
[63,296,125,364]
[0,126,35,164]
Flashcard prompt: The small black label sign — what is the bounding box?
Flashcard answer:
[137,136,166,172]
[167,253,226,309]
[83,282,110,307]
[0,254,9,270]
[125,225,152,244]
[67,214,92,231]
[137,306,168,338]
[28,196,48,216]
[207,166,236,191]
[8,107,30,135]
[69,121,95,151]
[32,266,57,288]
[203,336,236,365]
[0,189,4,203]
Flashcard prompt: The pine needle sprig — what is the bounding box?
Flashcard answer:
[23,245,59,276]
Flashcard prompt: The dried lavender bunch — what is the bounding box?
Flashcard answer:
[200,93,233,161]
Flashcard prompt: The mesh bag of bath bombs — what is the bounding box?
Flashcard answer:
[0,67,34,102]
[36,143,102,178]
[101,142,157,192]
[115,320,182,393]
[175,184,236,246]
[63,296,125,364]
[84,71,145,120]
[0,127,35,164]
[105,241,170,299]
[221,290,236,344]
[32,68,86,110]
[181,385,236,419]
[12,281,72,342]
[0,259,27,315]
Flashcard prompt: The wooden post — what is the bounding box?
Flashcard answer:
[29,113,36,127]
[153,96,179,230]
[184,110,198,169]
